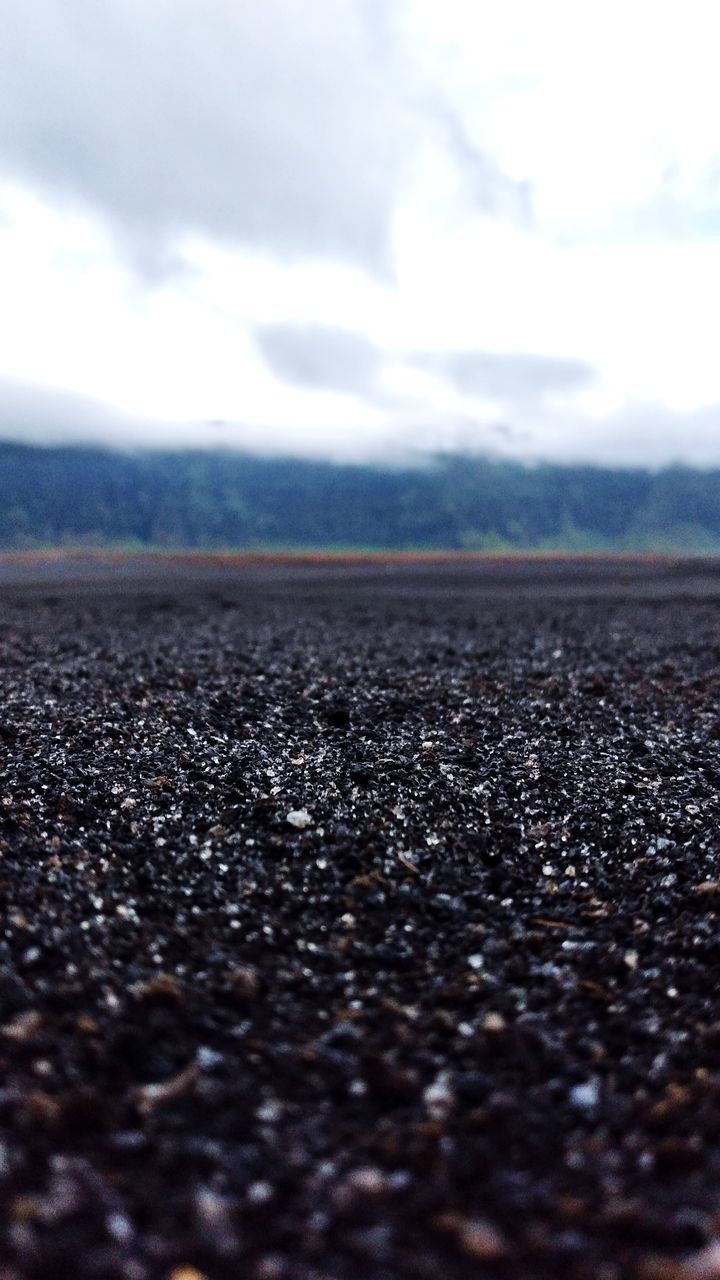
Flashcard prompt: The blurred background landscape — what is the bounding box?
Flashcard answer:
[1,1,720,549]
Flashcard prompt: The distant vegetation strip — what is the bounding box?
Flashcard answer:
[1,442,719,551]
[0,547,681,567]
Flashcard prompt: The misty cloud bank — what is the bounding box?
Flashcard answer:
[0,380,147,447]
[0,376,719,471]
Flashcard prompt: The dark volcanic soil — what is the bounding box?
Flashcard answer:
[2,558,720,1279]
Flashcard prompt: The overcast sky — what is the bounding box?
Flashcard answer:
[1,0,720,466]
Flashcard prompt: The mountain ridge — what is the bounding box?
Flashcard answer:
[0,441,718,551]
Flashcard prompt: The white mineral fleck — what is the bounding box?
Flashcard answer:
[247,1181,273,1204]
[286,808,312,829]
[423,1072,455,1118]
[569,1079,600,1109]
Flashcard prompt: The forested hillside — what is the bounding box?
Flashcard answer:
[0,442,718,551]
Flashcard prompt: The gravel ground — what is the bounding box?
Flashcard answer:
[1,559,720,1279]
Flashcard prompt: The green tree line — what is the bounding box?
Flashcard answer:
[0,443,718,551]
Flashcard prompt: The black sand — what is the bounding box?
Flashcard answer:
[1,557,720,1279]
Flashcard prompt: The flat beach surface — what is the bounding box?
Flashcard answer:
[1,555,720,1278]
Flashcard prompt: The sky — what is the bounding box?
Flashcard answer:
[1,0,720,467]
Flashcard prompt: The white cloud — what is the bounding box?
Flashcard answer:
[0,0,420,273]
[1,1,720,465]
